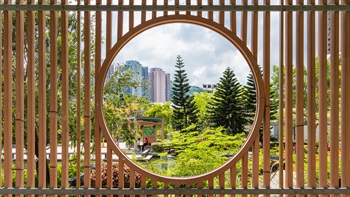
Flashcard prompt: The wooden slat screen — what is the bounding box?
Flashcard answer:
[0,1,347,196]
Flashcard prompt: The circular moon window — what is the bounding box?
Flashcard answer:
[96,16,264,181]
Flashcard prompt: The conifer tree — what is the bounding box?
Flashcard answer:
[208,67,246,135]
[245,73,257,124]
[171,55,199,132]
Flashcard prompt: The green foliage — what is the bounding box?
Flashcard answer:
[207,67,247,135]
[171,55,199,132]
[193,91,213,130]
[103,65,151,143]
[144,102,173,136]
[139,127,246,177]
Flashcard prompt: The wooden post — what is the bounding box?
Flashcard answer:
[61,0,69,192]
[307,1,317,195]
[263,0,271,193]
[341,0,350,190]
[38,0,47,192]
[15,0,25,192]
[329,0,340,195]
[296,0,304,193]
[49,0,58,192]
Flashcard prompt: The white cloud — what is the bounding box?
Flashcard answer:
[113,23,252,87]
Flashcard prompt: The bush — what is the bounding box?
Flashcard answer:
[151,142,172,153]
[90,162,141,188]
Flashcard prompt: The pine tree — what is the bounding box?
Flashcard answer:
[245,73,257,124]
[171,55,199,132]
[244,69,279,143]
[208,67,247,135]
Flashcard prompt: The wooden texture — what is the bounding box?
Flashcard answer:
[296,0,304,192]
[307,0,317,194]
[15,0,24,192]
[285,0,293,191]
[341,0,350,190]
[279,0,284,190]
[0,2,347,197]
[4,0,12,191]
[26,0,35,193]
[263,0,271,192]
[49,0,58,191]
[61,0,69,190]
[84,0,91,189]
[330,0,339,195]
[38,0,47,191]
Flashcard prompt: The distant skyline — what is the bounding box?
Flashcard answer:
[113,23,251,87]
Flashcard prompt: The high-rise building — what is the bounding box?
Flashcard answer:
[149,68,170,103]
[122,60,145,98]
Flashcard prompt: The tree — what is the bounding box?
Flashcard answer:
[193,91,212,130]
[245,71,278,143]
[207,67,246,135]
[171,55,199,132]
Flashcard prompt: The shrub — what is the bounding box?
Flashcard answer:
[90,162,141,188]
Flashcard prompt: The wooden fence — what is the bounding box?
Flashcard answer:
[0,0,349,196]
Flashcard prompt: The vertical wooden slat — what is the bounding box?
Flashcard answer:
[26,0,35,193]
[0,1,2,188]
[38,0,47,192]
[153,180,159,197]
[219,0,224,25]
[61,0,69,192]
[252,139,259,193]
[153,0,157,18]
[49,0,58,192]
[230,166,236,197]
[307,0,316,194]
[141,175,146,197]
[341,0,350,190]
[118,0,123,39]
[251,1,259,193]
[219,173,225,197]
[129,169,135,197]
[318,0,328,192]
[241,154,248,197]
[208,178,214,197]
[241,0,248,43]
[230,0,236,33]
[119,161,125,197]
[284,0,293,192]
[251,0,258,58]
[197,0,201,17]
[262,0,271,193]
[84,0,92,190]
[197,181,203,197]
[95,0,102,193]
[296,0,304,193]
[4,0,12,192]
[175,0,179,15]
[129,0,134,30]
[186,0,190,15]
[164,182,169,197]
[107,0,112,50]
[15,0,25,192]
[278,0,284,191]
[330,0,340,194]
[208,0,213,21]
[141,0,146,22]
[76,6,82,189]
[164,0,168,16]
[106,0,113,192]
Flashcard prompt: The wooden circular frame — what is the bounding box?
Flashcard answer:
[96,15,265,184]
